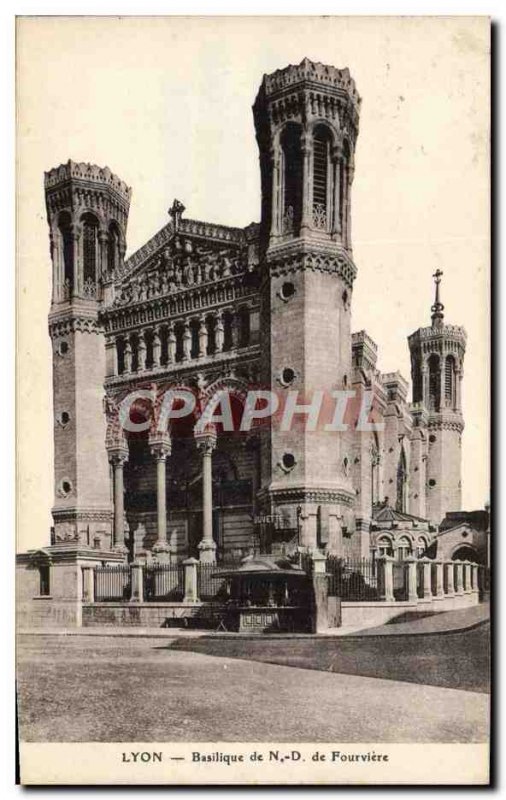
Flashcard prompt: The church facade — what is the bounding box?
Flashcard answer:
[44,59,468,566]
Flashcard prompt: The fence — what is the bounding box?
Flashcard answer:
[144,563,184,601]
[197,564,229,601]
[94,565,130,601]
[326,557,379,601]
[88,556,485,606]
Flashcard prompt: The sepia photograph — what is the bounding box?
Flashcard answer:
[15,15,490,785]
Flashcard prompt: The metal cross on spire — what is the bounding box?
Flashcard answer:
[431,268,445,327]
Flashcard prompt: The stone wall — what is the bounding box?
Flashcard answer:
[16,559,82,628]
[341,592,478,628]
[82,602,209,627]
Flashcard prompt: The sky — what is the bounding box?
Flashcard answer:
[16,16,490,551]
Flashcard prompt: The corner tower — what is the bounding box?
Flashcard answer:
[253,59,360,552]
[44,161,131,547]
[408,271,466,524]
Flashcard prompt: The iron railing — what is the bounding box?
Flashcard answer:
[326,557,379,601]
[197,564,229,601]
[144,563,184,601]
[94,565,130,601]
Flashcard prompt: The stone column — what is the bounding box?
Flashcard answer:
[183,557,199,603]
[453,368,460,410]
[464,561,472,593]
[149,434,172,558]
[167,324,176,364]
[300,132,312,232]
[82,566,95,603]
[346,163,354,251]
[105,336,117,378]
[434,561,445,598]
[130,562,144,602]
[198,316,208,358]
[406,557,418,603]
[378,556,394,602]
[440,357,446,409]
[445,561,455,595]
[195,429,217,563]
[71,224,81,298]
[331,144,342,236]
[152,329,161,368]
[137,331,147,372]
[182,321,192,362]
[421,558,432,600]
[455,561,464,595]
[124,339,132,373]
[270,148,281,236]
[215,313,225,353]
[98,229,108,277]
[311,551,329,633]
[108,445,129,554]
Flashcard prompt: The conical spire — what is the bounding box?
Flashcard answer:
[431,268,444,327]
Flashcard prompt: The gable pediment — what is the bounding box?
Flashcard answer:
[110,217,259,310]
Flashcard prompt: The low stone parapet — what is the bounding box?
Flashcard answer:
[82,602,221,628]
[341,591,479,628]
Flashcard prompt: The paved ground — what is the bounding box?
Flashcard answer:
[17,633,489,743]
[172,623,490,694]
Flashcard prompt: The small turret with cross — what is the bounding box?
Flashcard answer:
[431,268,444,328]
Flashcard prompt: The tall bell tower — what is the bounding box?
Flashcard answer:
[408,271,466,524]
[253,59,360,553]
[44,161,131,547]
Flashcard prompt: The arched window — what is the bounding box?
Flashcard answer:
[223,310,234,351]
[445,355,456,408]
[280,124,302,235]
[190,319,200,359]
[58,212,73,298]
[174,323,185,362]
[206,315,216,355]
[428,354,440,412]
[82,213,99,289]
[396,447,407,512]
[412,356,423,403]
[238,307,250,348]
[377,536,393,557]
[397,536,412,561]
[107,222,121,273]
[312,125,332,230]
[116,338,126,375]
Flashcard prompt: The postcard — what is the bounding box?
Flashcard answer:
[16,15,490,785]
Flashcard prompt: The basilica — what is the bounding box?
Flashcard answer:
[44,58,474,567]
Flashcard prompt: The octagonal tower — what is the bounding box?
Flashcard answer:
[253,59,361,553]
[45,161,131,548]
[408,271,466,524]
